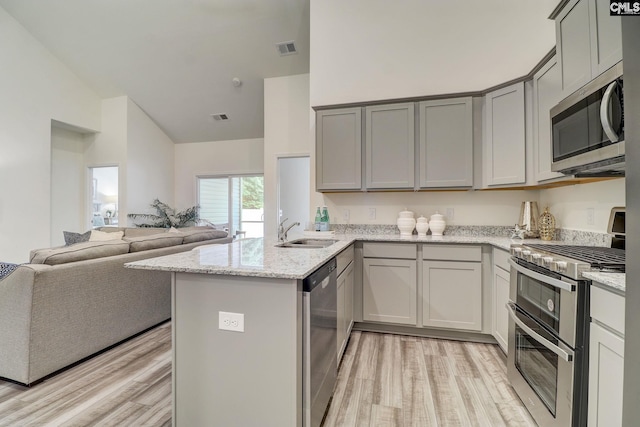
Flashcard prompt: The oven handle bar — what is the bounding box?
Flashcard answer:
[508,258,575,292]
[506,302,574,362]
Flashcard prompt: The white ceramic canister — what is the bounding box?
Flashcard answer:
[415,215,429,237]
[397,209,416,236]
[429,211,446,236]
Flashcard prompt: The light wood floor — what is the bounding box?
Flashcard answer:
[0,323,536,426]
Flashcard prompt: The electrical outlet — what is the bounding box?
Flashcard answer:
[368,208,376,220]
[446,208,454,220]
[343,209,350,222]
[586,208,595,225]
[219,311,244,332]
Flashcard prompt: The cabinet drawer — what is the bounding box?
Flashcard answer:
[422,245,481,262]
[591,285,625,336]
[336,244,354,276]
[493,248,510,271]
[363,242,416,259]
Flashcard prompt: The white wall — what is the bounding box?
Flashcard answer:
[126,98,175,224]
[0,6,101,262]
[539,179,625,232]
[278,157,310,232]
[310,0,557,106]
[50,125,86,246]
[174,138,264,212]
[264,74,314,237]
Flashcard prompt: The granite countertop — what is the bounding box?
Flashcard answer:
[125,233,536,280]
[583,272,626,294]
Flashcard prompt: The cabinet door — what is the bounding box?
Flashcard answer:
[533,56,565,182]
[363,258,417,325]
[556,0,592,97]
[588,322,624,427]
[493,266,510,352]
[422,261,482,331]
[484,82,525,186]
[418,98,473,188]
[589,0,622,78]
[337,261,354,363]
[316,107,362,191]
[365,103,415,189]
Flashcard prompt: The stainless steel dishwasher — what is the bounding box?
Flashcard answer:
[303,258,337,427]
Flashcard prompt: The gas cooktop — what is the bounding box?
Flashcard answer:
[511,243,625,280]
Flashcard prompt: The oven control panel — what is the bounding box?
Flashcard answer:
[510,244,588,280]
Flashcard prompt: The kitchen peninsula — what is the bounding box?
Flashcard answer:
[126,232,620,426]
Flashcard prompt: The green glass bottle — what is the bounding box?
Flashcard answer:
[314,207,322,231]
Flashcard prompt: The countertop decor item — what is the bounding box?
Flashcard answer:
[516,201,540,238]
[416,215,429,237]
[397,209,416,236]
[429,212,446,236]
[539,207,556,241]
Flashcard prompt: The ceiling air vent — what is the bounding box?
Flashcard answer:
[210,113,229,121]
[276,40,297,56]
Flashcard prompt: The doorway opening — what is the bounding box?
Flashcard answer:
[89,166,119,228]
[277,156,310,235]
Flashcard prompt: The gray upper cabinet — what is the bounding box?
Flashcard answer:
[418,98,473,188]
[483,82,526,186]
[556,0,622,98]
[316,107,362,191]
[365,103,415,189]
[533,55,565,182]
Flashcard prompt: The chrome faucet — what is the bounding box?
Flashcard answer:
[278,218,300,242]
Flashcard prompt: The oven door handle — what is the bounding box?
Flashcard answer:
[506,302,574,362]
[508,258,575,292]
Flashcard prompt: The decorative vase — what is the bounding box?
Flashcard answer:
[429,212,446,236]
[397,209,415,236]
[416,216,429,237]
[539,207,556,241]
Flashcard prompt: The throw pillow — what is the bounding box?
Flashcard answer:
[63,230,91,246]
[89,229,124,242]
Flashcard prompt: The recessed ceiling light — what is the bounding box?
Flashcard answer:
[210,113,229,121]
[276,40,297,56]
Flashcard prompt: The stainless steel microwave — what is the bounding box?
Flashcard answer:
[551,62,624,175]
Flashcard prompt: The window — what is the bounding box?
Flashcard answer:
[198,175,264,238]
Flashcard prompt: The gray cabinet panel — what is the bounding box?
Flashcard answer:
[363,258,417,325]
[533,56,565,182]
[557,0,592,97]
[589,0,622,77]
[418,98,473,188]
[316,108,362,191]
[493,264,510,352]
[365,103,415,189]
[484,82,526,186]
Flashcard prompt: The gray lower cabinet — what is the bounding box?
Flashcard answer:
[365,103,415,189]
[492,248,510,352]
[362,243,417,325]
[418,98,473,188]
[316,107,362,191]
[588,285,625,427]
[422,245,482,331]
[533,55,566,183]
[483,82,526,186]
[555,0,622,99]
[337,259,354,363]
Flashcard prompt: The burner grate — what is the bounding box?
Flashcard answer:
[526,244,625,267]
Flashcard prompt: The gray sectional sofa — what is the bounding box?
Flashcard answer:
[0,226,231,385]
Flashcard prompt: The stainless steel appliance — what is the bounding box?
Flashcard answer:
[508,242,625,427]
[551,62,624,175]
[302,258,337,427]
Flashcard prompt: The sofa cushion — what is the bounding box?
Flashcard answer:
[30,240,130,265]
[63,230,91,246]
[125,233,184,252]
[180,229,229,244]
[90,230,124,241]
[124,228,168,238]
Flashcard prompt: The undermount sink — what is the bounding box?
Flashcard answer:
[275,238,340,249]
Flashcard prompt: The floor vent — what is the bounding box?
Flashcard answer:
[276,41,297,56]
[210,113,229,121]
